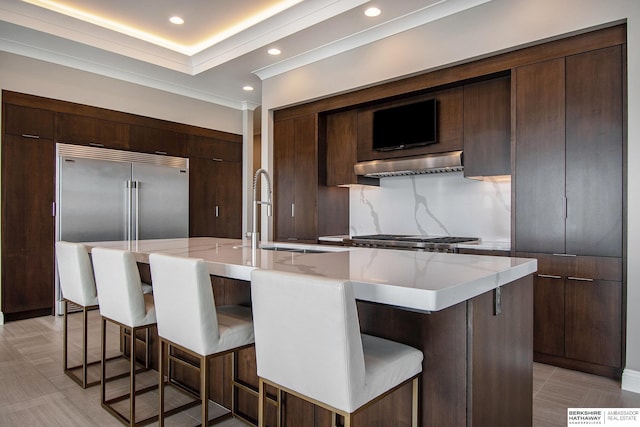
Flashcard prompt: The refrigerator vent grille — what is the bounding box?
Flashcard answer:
[56,143,188,169]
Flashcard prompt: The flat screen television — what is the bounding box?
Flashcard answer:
[372,98,437,151]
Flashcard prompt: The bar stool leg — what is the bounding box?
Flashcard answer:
[201,354,209,426]
[159,340,165,427]
[412,376,419,427]
[82,305,89,387]
[130,328,136,426]
[101,317,107,406]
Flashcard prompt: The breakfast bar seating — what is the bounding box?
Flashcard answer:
[55,241,101,389]
[91,247,158,427]
[149,253,257,427]
[250,269,424,427]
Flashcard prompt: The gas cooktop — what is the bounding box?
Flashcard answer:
[343,234,480,252]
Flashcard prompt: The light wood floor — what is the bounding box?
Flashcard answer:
[1,311,639,426]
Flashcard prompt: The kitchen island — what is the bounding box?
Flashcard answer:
[84,237,537,427]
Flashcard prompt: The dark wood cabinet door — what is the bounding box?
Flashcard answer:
[293,114,318,242]
[533,274,565,357]
[463,76,511,178]
[4,104,55,139]
[565,46,623,257]
[326,109,358,186]
[129,125,188,157]
[56,113,129,150]
[514,58,566,254]
[273,117,296,241]
[189,157,217,237]
[1,134,55,316]
[188,135,242,162]
[213,160,242,238]
[189,158,242,238]
[565,279,622,368]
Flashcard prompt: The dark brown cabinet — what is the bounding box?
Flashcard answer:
[56,112,129,150]
[463,76,511,178]
[325,109,358,186]
[514,45,624,377]
[129,125,188,157]
[515,47,623,258]
[189,137,242,238]
[521,253,623,377]
[274,114,318,242]
[2,105,56,320]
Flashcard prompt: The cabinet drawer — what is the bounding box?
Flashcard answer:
[4,104,55,139]
[129,125,188,157]
[188,135,241,162]
[56,113,129,149]
[517,252,621,281]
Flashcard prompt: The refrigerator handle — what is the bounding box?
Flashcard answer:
[134,180,140,241]
[126,180,132,241]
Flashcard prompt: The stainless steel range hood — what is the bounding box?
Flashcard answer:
[354,151,463,177]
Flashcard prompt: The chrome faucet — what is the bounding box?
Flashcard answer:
[251,168,272,250]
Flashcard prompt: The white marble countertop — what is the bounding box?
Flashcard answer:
[83,237,536,312]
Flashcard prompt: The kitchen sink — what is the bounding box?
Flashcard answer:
[259,244,347,254]
[260,246,329,254]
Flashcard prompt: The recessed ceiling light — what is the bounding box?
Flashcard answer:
[243,86,254,91]
[267,48,282,56]
[169,16,184,25]
[364,7,381,17]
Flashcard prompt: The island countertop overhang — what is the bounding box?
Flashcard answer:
[82,237,537,312]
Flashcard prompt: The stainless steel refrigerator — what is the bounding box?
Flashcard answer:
[55,143,189,313]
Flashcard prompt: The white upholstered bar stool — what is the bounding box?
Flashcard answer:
[149,253,256,427]
[55,241,101,388]
[91,247,158,427]
[250,269,424,427]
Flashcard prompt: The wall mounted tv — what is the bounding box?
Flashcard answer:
[372,98,437,151]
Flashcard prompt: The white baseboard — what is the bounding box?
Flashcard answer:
[622,368,640,394]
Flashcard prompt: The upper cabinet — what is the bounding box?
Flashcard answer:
[515,46,623,257]
[56,112,129,150]
[129,125,188,157]
[4,104,55,139]
[463,76,511,179]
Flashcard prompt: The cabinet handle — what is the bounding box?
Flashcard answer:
[212,158,223,162]
[21,133,40,139]
[552,253,576,257]
[155,151,168,155]
[568,276,594,282]
[89,142,105,148]
[291,203,295,217]
[215,205,219,217]
[563,196,568,219]
[537,274,562,279]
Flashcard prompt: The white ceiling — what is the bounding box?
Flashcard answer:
[0,0,491,110]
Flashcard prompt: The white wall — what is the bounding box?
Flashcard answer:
[0,51,243,133]
[260,0,640,392]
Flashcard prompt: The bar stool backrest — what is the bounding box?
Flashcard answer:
[91,247,153,327]
[149,253,219,356]
[250,269,366,413]
[55,241,98,307]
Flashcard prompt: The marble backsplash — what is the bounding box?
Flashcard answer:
[349,172,511,242]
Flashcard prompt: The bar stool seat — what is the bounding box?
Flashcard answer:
[55,241,100,388]
[149,253,256,427]
[250,269,424,427]
[92,247,158,427]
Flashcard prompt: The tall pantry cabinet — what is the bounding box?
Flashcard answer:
[1,104,56,320]
[515,45,624,377]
